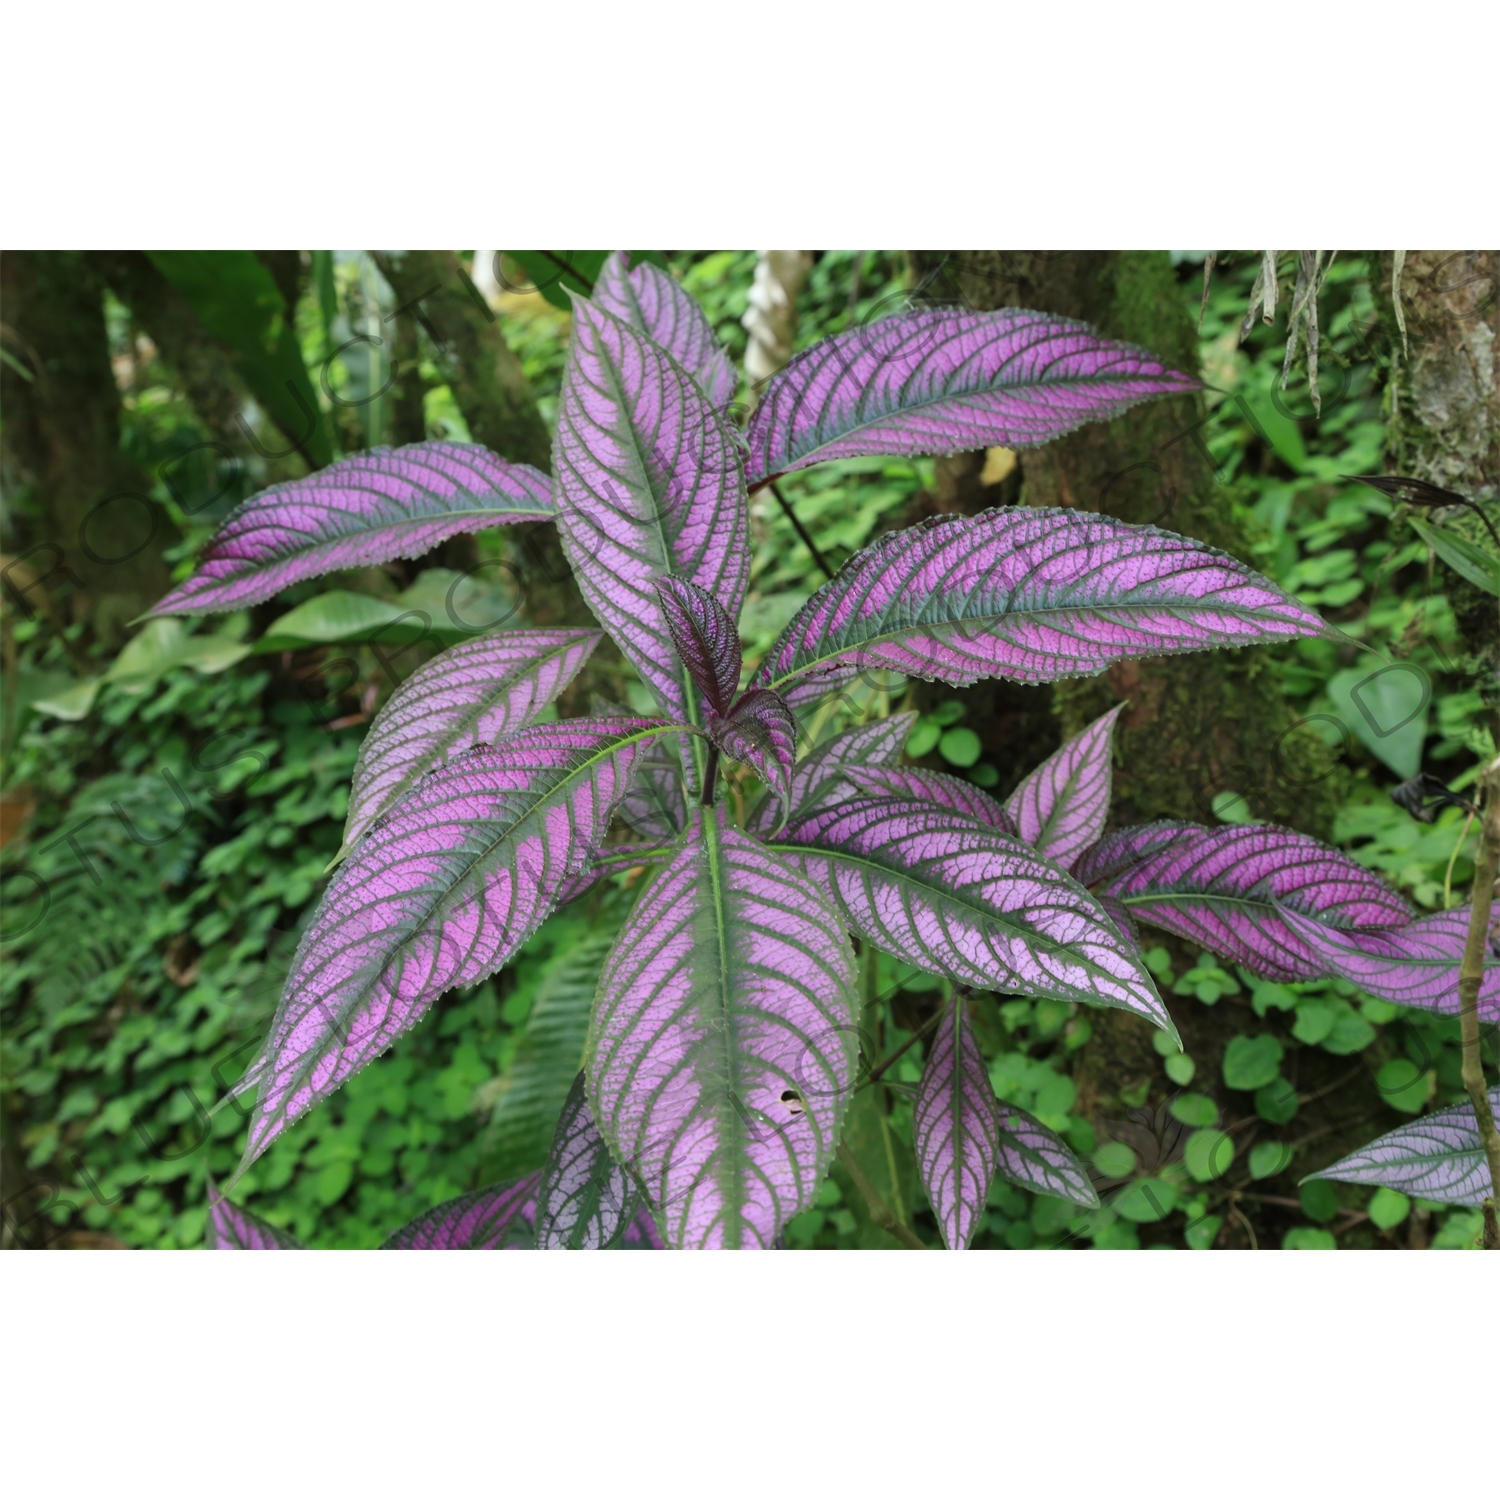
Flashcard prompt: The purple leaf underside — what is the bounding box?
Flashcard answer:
[655,575,742,714]
[1308,1088,1500,1206]
[536,1071,640,1249]
[914,991,1001,1249]
[231,719,667,1172]
[1005,705,1124,867]
[341,628,602,852]
[593,252,737,408]
[1279,908,1500,1020]
[618,732,691,841]
[752,508,1327,711]
[845,764,1017,835]
[745,306,1199,482]
[381,1173,540,1248]
[1077,822,1413,981]
[553,300,750,724]
[772,797,1175,1036]
[744,712,915,836]
[711,689,797,813]
[152,443,554,615]
[587,807,858,1249]
[205,1181,301,1248]
[995,1104,1101,1209]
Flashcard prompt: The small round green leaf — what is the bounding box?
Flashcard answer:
[1282,1227,1337,1249]
[1184,1128,1234,1182]
[1322,1010,1376,1056]
[1255,1077,1299,1124]
[1184,1214,1222,1250]
[938,727,982,767]
[1169,1093,1218,1127]
[1367,1186,1410,1231]
[1164,1054,1197,1085]
[1375,1059,1432,1114]
[1112,1176,1178,1223]
[1092,1141,1137,1178]
[933,701,966,727]
[968,763,999,787]
[905,720,941,758]
[1249,1141,1292,1179]
[1223,1034,1283,1091]
[1299,1179,1340,1223]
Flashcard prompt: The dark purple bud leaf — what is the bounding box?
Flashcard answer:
[152,443,553,616]
[751,509,1327,711]
[206,1180,301,1248]
[594,252,737,408]
[381,1173,540,1248]
[994,1104,1101,1209]
[588,806,859,1248]
[229,720,667,1173]
[845,765,1017,835]
[554,301,750,722]
[772,797,1175,1037]
[711,689,798,813]
[1279,908,1499,1020]
[745,307,1199,482]
[1080,822,1413,981]
[1005,705,1124,866]
[654,575,742,714]
[914,990,1001,1249]
[536,1072,639,1249]
[341,628,602,854]
[1307,1088,1500,1206]
[744,712,915,836]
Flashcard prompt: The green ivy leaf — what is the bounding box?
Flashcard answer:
[1223,1034,1283,1091]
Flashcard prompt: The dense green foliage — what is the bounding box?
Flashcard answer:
[2,250,1492,1250]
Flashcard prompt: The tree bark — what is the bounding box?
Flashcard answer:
[1,251,172,644]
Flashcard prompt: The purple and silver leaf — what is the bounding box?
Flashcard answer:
[994,1103,1101,1208]
[655,575,741,715]
[593,252,737,408]
[381,1173,540,1248]
[771,797,1175,1036]
[231,719,668,1173]
[152,443,553,616]
[744,307,1199,483]
[536,1071,639,1250]
[553,301,750,724]
[744,712,915,837]
[619,1207,666,1249]
[913,990,1001,1249]
[1080,822,1413,981]
[711,689,797,814]
[1279,908,1500,1021]
[588,806,859,1249]
[205,1180,301,1248]
[341,628,602,853]
[1005,705,1124,867]
[751,508,1328,711]
[1306,1088,1500,1206]
[845,764,1017,835]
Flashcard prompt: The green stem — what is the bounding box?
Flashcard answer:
[836,1143,927,1250]
[700,744,720,808]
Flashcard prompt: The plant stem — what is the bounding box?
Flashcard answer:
[865,1009,943,1085]
[1458,753,1500,1249]
[768,481,835,581]
[837,1142,927,1249]
[700,744,720,808]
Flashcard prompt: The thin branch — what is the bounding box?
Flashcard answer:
[768,481,835,581]
[864,1008,944,1086]
[836,1142,928,1249]
[1458,753,1500,1248]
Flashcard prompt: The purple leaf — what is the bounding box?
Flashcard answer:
[845,764,1017,835]
[341,628,602,853]
[1004,705,1124,867]
[619,1207,666,1248]
[151,443,553,616]
[771,797,1176,1035]
[588,806,859,1249]
[553,300,750,724]
[994,1102,1101,1208]
[751,508,1327,711]
[230,719,668,1173]
[1307,1088,1500,1206]
[205,1180,300,1248]
[593,252,736,408]
[381,1173,540,1248]
[655,575,741,715]
[536,1071,639,1249]
[744,712,915,836]
[618,734,690,841]
[1278,908,1500,1021]
[1078,822,1413,981]
[914,990,1001,1249]
[744,307,1199,483]
[711,689,797,813]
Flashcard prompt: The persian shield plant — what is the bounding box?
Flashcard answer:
[162,252,1378,1249]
